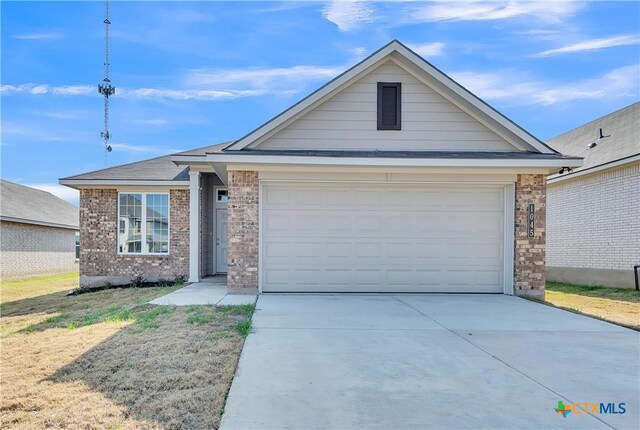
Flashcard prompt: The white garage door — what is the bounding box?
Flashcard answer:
[261,182,506,293]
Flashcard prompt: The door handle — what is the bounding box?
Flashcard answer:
[216,238,220,245]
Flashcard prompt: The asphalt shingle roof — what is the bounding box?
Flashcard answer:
[1,180,79,229]
[61,143,230,181]
[546,102,639,172]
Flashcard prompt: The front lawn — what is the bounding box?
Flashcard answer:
[0,272,79,303]
[0,279,254,429]
[545,281,639,330]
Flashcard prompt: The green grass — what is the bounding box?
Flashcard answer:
[43,313,69,324]
[234,319,252,337]
[218,304,256,316]
[544,281,640,330]
[0,272,78,304]
[546,281,639,303]
[186,311,218,325]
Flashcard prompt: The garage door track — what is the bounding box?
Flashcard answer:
[221,294,639,429]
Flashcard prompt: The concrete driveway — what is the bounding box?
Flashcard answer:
[221,294,639,430]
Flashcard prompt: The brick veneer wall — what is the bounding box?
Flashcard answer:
[0,221,78,279]
[514,174,546,299]
[79,188,189,287]
[548,163,639,272]
[227,171,259,294]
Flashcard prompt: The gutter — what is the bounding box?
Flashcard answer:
[172,152,583,170]
[548,153,640,184]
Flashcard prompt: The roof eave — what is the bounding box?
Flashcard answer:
[548,153,640,184]
[59,179,190,189]
[0,216,79,230]
[200,152,583,170]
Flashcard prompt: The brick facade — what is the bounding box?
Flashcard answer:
[0,221,78,279]
[79,188,189,287]
[77,173,549,295]
[227,171,259,294]
[514,174,546,299]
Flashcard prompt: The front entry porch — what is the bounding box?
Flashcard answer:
[189,171,229,283]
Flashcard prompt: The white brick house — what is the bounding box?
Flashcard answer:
[547,102,640,288]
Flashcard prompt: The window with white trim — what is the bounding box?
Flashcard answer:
[118,193,169,254]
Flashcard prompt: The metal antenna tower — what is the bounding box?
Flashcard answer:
[98,0,115,165]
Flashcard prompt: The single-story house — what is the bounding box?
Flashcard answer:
[60,40,582,299]
[546,102,639,288]
[0,180,79,279]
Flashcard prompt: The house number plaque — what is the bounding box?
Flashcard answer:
[528,204,535,237]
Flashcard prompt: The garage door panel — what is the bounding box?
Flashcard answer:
[261,183,505,293]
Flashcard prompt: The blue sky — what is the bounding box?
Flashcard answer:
[2,1,639,205]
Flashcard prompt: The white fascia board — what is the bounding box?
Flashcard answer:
[204,153,582,169]
[59,179,190,189]
[547,154,640,184]
[0,216,79,231]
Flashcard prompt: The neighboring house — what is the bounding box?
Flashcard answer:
[60,40,582,299]
[546,102,640,288]
[0,180,79,279]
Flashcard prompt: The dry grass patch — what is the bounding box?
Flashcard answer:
[1,284,254,429]
[545,281,639,330]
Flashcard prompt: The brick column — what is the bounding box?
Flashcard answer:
[227,171,259,294]
[514,174,546,299]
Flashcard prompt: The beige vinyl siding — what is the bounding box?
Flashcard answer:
[254,61,517,152]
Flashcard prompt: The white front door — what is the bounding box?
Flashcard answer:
[216,209,228,273]
[261,182,506,293]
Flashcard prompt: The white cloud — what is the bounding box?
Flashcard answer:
[3,63,354,102]
[412,1,582,24]
[451,64,640,106]
[13,32,63,40]
[350,46,368,61]
[322,0,376,32]
[0,84,281,101]
[185,65,343,88]
[27,183,79,204]
[0,84,94,96]
[535,35,640,57]
[408,42,446,58]
[118,87,269,100]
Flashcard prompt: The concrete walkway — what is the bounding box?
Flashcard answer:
[149,277,256,306]
[221,294,639,430]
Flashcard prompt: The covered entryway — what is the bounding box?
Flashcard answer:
[261,182,510,293]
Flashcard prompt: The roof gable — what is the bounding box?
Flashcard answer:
[225,40,555,154]
[251,59,520,152]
